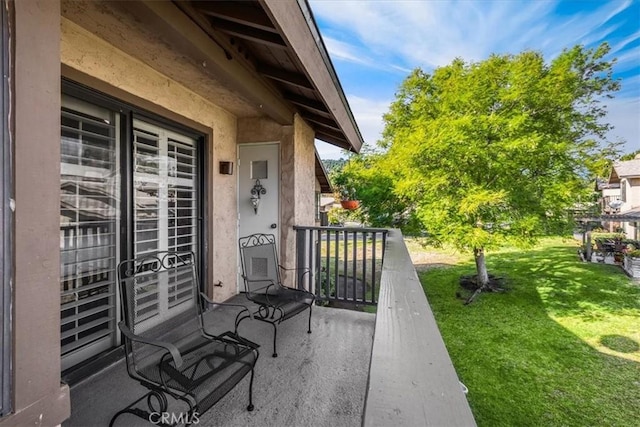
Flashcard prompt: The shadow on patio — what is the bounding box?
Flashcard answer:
[64,299,375,427]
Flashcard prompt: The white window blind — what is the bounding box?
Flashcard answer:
[60,96,119,370]
[133,120,198,326]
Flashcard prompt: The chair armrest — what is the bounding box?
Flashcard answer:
[278,264,310,276]
[280,286,315,298]
[278,264,311,285]
[200,292,254,320]
[278,264,309,271]
[118,321,183,368]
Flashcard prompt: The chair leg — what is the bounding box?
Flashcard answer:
[247,368,255,411]
[271,322,278,357]
[109,391,173,427]
[307,304,313,334]
[234,311,252,334]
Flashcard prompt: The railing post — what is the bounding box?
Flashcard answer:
[295,228,307,290]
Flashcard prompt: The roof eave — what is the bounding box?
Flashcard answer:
[315,150,333,193]
[260,0,364,153]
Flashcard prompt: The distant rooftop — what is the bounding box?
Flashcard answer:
[608,155,640,184]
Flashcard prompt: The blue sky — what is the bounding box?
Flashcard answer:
[310,0,640,159]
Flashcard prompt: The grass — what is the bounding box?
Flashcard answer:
[417,237,640,427]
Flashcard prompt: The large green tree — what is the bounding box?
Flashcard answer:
[381,43,621,296]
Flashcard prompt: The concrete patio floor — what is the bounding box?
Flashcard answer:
[64,298,375,427]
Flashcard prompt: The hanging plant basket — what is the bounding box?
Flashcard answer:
[340,200,360,210]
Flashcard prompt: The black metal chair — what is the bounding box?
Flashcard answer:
[594,239,608,262]
[110,251,259,427]
[237,234,315,357]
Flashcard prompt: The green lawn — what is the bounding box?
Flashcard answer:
[418,237,640,427]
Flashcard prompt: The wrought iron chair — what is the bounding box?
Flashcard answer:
[110,251,259,427]
[594,239,608,262]
[238,234,315,357]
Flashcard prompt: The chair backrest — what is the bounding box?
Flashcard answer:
[117,251,200,371]
[238,234,282,296]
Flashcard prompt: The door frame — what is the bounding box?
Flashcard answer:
[1,0,13,415]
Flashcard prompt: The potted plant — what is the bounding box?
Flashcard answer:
[331,171,360,210]
[339,187,359,210]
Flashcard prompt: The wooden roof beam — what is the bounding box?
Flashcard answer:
[194,1,278,33]
[284,92,330,116]
[316,131,352,151]
[209,17,287,49]
[257,64,314,90]
[302,113,342,131]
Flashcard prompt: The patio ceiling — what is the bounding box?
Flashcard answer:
[61,0,363,154]
[178,0,363,153]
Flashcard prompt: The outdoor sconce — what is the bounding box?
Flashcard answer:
[219,161,234,175]
[250,179,266,214]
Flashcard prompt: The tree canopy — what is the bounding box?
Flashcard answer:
[334,43,622,288]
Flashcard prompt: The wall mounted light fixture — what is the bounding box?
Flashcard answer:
[250,179,266,214]
[219,161,234,175]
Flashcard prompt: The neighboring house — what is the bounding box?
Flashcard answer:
[607,155,640,239]
[0,1,363,425]
[595,178,622,232]
[315,152,333,225]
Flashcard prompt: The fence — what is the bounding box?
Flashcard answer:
[293,226,388,306]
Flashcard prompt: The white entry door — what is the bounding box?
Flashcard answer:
[238,143,280,241]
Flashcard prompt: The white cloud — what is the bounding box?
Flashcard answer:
[347,95,391,147]
[310,0,639,157]
[609,29,640,58]
[322,36,371,66]
[311,0,635,68]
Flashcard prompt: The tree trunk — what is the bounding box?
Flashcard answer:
[474,247,490,286]
[585,224,592,262]
[464,247,490,305]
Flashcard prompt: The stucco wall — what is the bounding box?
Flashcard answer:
[61,18,239,301]
[294,115,316,227]
[280,115,315,281]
